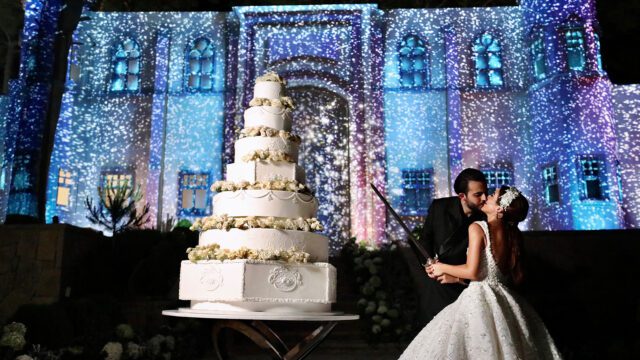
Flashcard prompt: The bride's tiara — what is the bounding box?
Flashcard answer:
[499,187,521,210]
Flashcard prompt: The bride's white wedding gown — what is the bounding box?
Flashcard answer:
[399,221,562,360]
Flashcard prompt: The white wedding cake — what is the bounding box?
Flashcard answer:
[178,73,336,313]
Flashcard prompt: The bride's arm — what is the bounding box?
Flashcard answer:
[428,223,485,281]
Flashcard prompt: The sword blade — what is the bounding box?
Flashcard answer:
[370,183,433,265]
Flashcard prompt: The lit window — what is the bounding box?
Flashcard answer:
[0,162,5,191]
[100,169,134,205]
[398,35,429,88]
[11,154,32,191]
[565,28,585,71]
[178,171,211,216]
[542,166,559,204]
[483,169,512,195]
[579,156,606,200]
[56,168,74,207]
[531,33,547,81]
[110,38,141,92]
[185,38,215,92]
[473,33,504,88]
[401,169,432,216]
[594,33,603,72]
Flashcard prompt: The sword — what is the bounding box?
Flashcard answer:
[370,183,436,267]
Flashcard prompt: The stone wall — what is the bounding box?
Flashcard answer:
[0,224,104,323]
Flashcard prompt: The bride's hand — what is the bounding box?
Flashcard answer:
[427,263,445,277]
[425,265,437,279]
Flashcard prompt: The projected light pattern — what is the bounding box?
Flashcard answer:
[1,1,638,244]
[44,12,227,230]
[383,7,533,237]
[228,4,387,251]
[0,95,11,208]
[1,0,64,219]
[612,85,640,228]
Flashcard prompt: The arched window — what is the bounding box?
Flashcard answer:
[473,33,503,88]
[185,38,215,92]
[398,35,429,88]
[594,33,603,72]
[110,38,141,92]
[531,32,547,81]
[565,27,586,71]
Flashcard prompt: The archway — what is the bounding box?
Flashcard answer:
[288,86,350,253]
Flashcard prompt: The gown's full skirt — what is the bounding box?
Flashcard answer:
[399,221,562,360]
[399,281,562,360]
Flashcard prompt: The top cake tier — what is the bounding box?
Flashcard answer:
[254,81,284,100]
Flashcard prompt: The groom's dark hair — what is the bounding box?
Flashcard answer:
[453,168,487,194]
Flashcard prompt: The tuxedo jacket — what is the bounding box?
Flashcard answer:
[420,196,484,265]
[418,196,486,325]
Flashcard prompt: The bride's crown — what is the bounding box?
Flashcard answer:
[498,187,521,211]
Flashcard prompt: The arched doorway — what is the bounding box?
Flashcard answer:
[288,86,350,253]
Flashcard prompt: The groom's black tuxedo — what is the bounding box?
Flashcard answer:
[419,196,486,324]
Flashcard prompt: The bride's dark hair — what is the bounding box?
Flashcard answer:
[495,186,529,285]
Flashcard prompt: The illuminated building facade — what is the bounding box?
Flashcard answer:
[1,0,639,249]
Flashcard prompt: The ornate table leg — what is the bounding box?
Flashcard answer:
[284,321,337,360]
[212,320,288,359]
[211,320,339,360]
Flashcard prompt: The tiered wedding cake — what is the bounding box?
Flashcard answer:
[179,73,336,313]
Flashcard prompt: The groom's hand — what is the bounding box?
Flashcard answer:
[436,274,460,284]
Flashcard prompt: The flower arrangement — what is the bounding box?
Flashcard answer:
[341,238,417,342]
[256,71,287,84]
[248,97,295,109]
[0,322,26,352]
[241,150,294,163]
[0,318,205,359]
[211,179,310,194]
[186,243,311,263]
[239,126,301,144]
[191,215,324,232]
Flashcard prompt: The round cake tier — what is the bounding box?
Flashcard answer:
[213,190,318,218]
[226,161,306,183]
[253,81,284,99]
[244,106,292,131]
[234,137,299,163]
[199,228,328,262]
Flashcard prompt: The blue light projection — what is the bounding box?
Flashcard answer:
[2,1,639,242]
[398,35,430,88]
[110,38,141,92]
[473,33,504,88]
[531,31,547,81]
[44,12,227,229]
[3,0,64,218]
[612,84,640,227]
[185,37,215,92]
[565,28,586,71]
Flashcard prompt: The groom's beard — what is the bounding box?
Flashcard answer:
[467,201,485,215]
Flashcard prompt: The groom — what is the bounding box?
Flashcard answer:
[419,168,487,324]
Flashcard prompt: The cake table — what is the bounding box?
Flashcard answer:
[163,309,358,360]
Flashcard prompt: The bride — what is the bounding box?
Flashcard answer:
[399,186,562,360]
